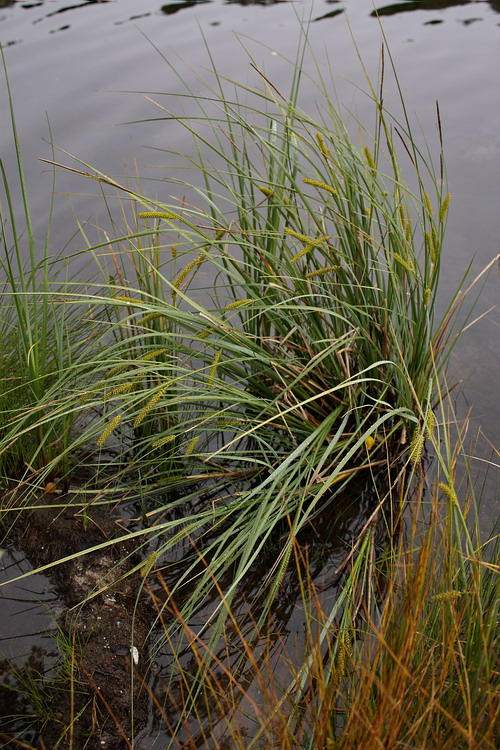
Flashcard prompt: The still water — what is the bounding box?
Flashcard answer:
[0,0,498,743]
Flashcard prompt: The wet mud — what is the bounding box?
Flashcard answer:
[12,491,152,749]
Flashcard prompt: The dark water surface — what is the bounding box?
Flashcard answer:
[0,0,498,742]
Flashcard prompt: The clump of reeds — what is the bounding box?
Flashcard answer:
[0,30,498,749]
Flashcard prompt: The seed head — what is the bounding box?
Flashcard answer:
[409,431,425,464]
[316,132,330,159]
[423,192,433,217]
[225,298,254,310]
[439,193,451,223]
[138,210,179,220]
[152,434,176,448]
[97,414,122,446]
[257,186,276,198]
[302,178,337,197]
[305,265,340,279]
[425,410,436,439]
[185,435,200,456]
[134,384,169,428]
[363,147,377,172]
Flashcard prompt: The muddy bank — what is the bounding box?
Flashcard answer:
[12,490,152,749]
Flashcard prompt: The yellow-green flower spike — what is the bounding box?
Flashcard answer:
[257,186,276,198]
[225,298,254,310]
[425,410,436,439]
[133,384,170,428]
[185,435,200,456]
[115,296,142,304]
[438,482,459,506]
[104,381,135,400]
[409,431,425,464]
[431,226,439,258]
[305,265,340,279]
[316,132,330,159]
[140,348,169,362]
[207,349,222,388]
[439,193,451,223]
[138,210,179,220]
[302,178,337,197]
[423,192,433,217]
[152,434,176,448]
[97,414,122,446]
[364,147,377,172]
[425,231,437,265]
[140,550,160,578]
[393,253,415,274]
[284,227,314,244]
[173,252,205,290]
[136,312,165,327]
[291,239,325,264]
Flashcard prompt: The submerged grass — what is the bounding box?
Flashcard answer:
[0,29,498,749]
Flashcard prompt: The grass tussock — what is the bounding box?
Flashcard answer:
[0,30,498,750]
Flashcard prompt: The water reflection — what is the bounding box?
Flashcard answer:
[2,0,497,38]
[314,7,344,21]
[372,0,500,17]
[161,0,210,15]
[44,0,110,17]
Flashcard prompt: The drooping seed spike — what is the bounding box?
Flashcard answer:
[152,434,176,448]
[316,132,330,159]
[174,252,205,290]
[133,384,169,428]
[115,296,142,304]
[393,253,415,274]
[225,298,254,310]
[423,192,433,217]
[284,227,314,244]
[185,435,200,456]
[302,178,337,197]
[439,193,451,223]
[136,312,164,327]
[425,410,436,439]
[409,430,425,464]
[363,147,377,172]
[138,211,179,220]
[291,239,325,264]
[207,349,222,388]
[140,348,169,362]
[438,482,459,506]
[304,265,340,279]
[97,414,122,446]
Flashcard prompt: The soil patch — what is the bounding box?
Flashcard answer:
[14,491,152,749]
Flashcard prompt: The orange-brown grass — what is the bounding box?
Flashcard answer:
[144,470,498,750]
